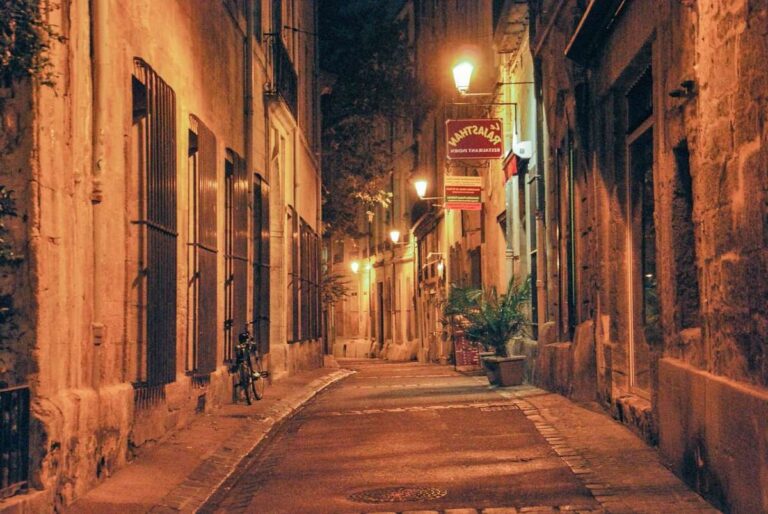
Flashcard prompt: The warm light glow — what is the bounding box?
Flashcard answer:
[436,260,445,275]
[414,179,428,199]
[350,261,360,274]
[452,61,474,93]
[365,263,372,271]
[389,229,401,244]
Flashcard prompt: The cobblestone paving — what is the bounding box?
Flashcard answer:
[493,384,719,514]
[201,361,720,514]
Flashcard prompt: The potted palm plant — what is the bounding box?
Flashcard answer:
[464,276,530,386]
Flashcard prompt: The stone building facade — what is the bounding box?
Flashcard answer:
[0,0,322,510]
[530,0,768,511]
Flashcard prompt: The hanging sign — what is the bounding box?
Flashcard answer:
[446,118,504,160]
[444,175,482,211]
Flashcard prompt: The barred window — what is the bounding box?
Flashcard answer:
[224,151,249,360]
[252,174,270,353]
[132,59,177,387]
[187,116,218,374]
[288,210,321,342]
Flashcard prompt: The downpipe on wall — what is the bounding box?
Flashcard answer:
[90,0,108,388]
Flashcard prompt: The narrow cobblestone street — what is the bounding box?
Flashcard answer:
[199,361,718,514]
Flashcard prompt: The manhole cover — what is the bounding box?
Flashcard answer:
[349,486,448,504]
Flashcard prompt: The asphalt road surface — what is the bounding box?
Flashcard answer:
[199,360,600,513]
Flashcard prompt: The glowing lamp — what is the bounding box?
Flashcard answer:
[389,229,401,244]
[452,61,474,93]
[350,261,360,274]
[414,179,428,199]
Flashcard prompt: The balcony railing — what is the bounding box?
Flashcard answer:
[265,34,298,117]
[1,385,29,500]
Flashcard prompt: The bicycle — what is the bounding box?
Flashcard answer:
[231,323,267,404]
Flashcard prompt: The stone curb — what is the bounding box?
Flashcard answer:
[153,368,355,513]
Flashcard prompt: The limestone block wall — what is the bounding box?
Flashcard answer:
[3,0,323,508]
[656,1,768,510]
[690,0,768,389]
[531,0,768,510]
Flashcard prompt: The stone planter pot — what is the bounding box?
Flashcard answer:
[481,355,526,386]
[479,351,496,381]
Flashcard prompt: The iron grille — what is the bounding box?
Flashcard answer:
[292,217,321,342]
[133,58,178,386]
[0,385,29,499]
[265,33,298,117]
[252,175,270,354]
[225,152,249,360]
[189,116,218,374]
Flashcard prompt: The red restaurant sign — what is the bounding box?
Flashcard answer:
[446,118,504,160]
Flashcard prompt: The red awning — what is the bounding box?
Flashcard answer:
[502,152,528,182]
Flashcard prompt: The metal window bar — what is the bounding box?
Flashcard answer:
[252,175,271,354]
[293,218,321,342]
[190,116,218,374]
[0,385,29,500]
[264,33,298,117]
[133,58,177,387]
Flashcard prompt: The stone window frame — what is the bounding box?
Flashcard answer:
[622,62,657,398]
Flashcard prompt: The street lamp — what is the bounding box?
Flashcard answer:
[350,260,360,274]
[389,229,401,244]
[452,61,474,94]
[414,179,428,199]
[412,179,443,201]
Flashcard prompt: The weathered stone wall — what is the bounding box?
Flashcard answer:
[691,0,768,388]
[17,0,251,504]
[532,0,768,510]
[4,0,323,509]
[656,1,768,510]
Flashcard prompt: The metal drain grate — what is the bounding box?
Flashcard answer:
[349,486,448,504]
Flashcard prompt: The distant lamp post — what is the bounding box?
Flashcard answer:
[452,61,474,94]
[389,229,401,244]
[350,261,360,274]
[414,179,428,199]
[436,259,445,276]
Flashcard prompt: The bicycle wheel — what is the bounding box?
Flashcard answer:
[251,357,265,400]
[239,361,253,405]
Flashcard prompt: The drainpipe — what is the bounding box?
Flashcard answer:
[245,0,254,199]
[533,60,548,334]
[90,0,108,388]
[245,0,254,345]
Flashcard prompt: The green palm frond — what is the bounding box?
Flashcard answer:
[463,276,531,356]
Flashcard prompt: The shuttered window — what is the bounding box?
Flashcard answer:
[224,151,249,360]
[187,116,218,374]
